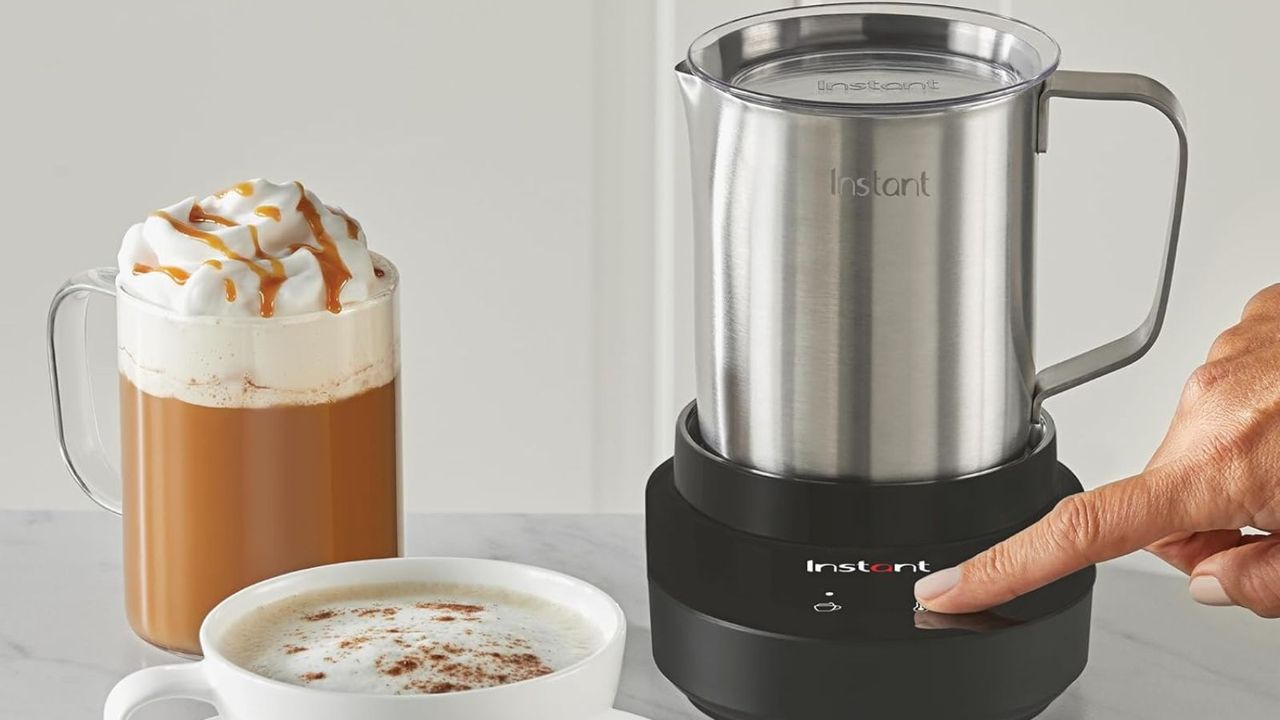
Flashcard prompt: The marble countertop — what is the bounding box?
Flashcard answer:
[1,510,1277,719]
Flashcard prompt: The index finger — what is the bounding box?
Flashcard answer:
[913,461,1209,614]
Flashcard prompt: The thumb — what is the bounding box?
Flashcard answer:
[914,462,1201,614]
[1189,537,1280,618]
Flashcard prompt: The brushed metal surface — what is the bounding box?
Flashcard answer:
[679,5,1186,481]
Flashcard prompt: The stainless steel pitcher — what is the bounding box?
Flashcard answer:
[679,3,1188,481]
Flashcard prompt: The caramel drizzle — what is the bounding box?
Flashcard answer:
[248,225,287,276]
[242,224,284,316]
[132,262,190,284]
[152,210,286,317]
[133,260,228,298]
[148,183,355,316]
[294,182,353,313]
[213,181,255,198]
[326,204,361,240]
[189,204,236,227]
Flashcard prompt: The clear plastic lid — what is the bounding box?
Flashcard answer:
[687,3,1060,112]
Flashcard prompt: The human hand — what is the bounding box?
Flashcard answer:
[914,284,1280,618]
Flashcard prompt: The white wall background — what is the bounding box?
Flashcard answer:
[1,1,1277,544]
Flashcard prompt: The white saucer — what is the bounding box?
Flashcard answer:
[206,707,655,712]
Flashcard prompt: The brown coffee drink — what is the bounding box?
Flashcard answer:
[121,377,399,655]
[107,179,402,656]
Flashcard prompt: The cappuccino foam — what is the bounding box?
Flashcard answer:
[221,582,601,695]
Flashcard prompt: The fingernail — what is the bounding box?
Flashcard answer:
[914,566,962,602]
[1189,575,1233,607]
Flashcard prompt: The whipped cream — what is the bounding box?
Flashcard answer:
[118,179,381,318]
[115,180,398,408]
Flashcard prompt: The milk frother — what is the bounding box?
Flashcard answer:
[646,4,1187,719]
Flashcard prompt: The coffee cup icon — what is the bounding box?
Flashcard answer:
[813,601,842,613]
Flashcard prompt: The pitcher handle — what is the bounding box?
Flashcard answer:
[1031,70,1189,419]
[47,267,122,514]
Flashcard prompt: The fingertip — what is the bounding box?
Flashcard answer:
[913,566,961,608]
[1189,538,1280,618]
[1189,575,1234,607]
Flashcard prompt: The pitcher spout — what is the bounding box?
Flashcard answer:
[675,60,710,116]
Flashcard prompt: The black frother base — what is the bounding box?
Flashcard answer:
[688,697,1052,720]
[646,404,1095,720]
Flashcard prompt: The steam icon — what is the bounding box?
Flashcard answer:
[813,601,842,613]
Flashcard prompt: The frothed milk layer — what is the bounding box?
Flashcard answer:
[117,254,397,408]
[221,582,601,695]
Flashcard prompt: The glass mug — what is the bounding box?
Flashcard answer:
[47,254,402,656]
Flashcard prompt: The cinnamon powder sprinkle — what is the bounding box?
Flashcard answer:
[355,606,398,618]
[299,672,326,682]
[408,681,471,694]
[339,635,371,650]
[383,657,421,677]
[413,602,484,614]
[370,642,554,694]
[302,610,339,622]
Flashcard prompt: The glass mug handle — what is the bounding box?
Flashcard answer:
[1031,70,1190,420]
[47,267,122,514]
